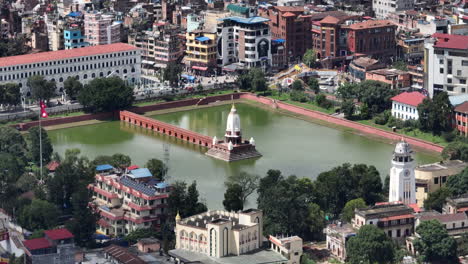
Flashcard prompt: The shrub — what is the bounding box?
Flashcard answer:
[315,94,332,109]
[290,91,308,102]
[387,116,404,129]
[374,111,390,125]
[442,131,457,142]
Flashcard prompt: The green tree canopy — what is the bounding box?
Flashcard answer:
[110,153,131,169]
[27,75,56,102]
[308,78,319,93]
[223,183,244,212]
[314,163,383,217]
[291,80,304,91]
[225,171,259,208]
[414,220,457,263]
[442,141,468,161]
[145,158,167,181]
[346,225,396,264]
[341,100,355,120]
[418,92,453,135]
[64,76,83,100]
[337,81,395,115]
[342,198,366,222]
[28,126,53,166]
[306,203,326,241]
[302,49,317,68]
[0,126,28,161]
[19,199,59,230]
[163,62,182,87]
[237,68,267,93]
[0,83,21,107]
[445,167,468,197]
[124,228,160,245]
[167,180,207,219]
[78,77,134,113]
[424,187,451,212]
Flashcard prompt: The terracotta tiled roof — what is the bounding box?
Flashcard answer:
[380,214,415,221]
[455,101,468,114]
[348,20,395,30]
[104,245,146,264]
[282,12,297,17]
[44,228,74,240]
[0,43,138,68]
[320,15,342,24]
[23,238,51,251]
[391,91,427,107]
[420,212,468,223]
[274,6,304,12]
[309,11,348,21]
[432,33,468,50]
[47,161,60,171]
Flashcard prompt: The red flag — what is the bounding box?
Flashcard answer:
[40,101,48,118]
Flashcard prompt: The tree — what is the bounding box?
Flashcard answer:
[0,83,21,107]
[414,220,457,263]
[346,225,396,264]
[308,78,319,94]
[0,35,30,57]
[111,153,131,169]
[445,167,468,196]
[336,82,358,100]
[185,181,207,216]
[306,203,326,241]
[424,187,451,212]
[78,77,134,113]
[302,49,317,68]
[0,126,27,161]
[341,100,355,119]
[66,185,98,248]
[27,75,56,102]
[315,94,332,109]
[418,92,453,135]
[163,62,182,87]
[360,103,370,119]
[167,180,206,219]
[28,126,53,166]
[442,141,468,161]
[356,80,395,115]
[19,199,59,230]
[124,228,160,245]
[291,80,303,91]
[236,68,267,93]
[146,158,167,181]
[0,153,24,214]
[342,198,366,222]
[225,171,259,207]
[64,76,83,100]
[196,84,204,92]
[223,184,244,212]
[314,163,383,217]
[392,60,408,71]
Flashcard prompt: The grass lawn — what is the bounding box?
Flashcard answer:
[268,92,337,115]
[357,119,448,146]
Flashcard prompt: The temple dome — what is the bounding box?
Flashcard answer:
[226,104,241,134]
[394,138,412,155]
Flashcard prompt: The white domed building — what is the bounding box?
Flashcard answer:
[206,104,262,162]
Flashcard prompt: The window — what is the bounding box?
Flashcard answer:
[462,61,468,66]
[434,177,439,184]
[440,68,444,74]
[448,78,452,83]
[461,79,466,84]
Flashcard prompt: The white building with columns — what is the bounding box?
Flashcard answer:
[0,43,141,96]
[391,91,426,121]
[389,139,416,205]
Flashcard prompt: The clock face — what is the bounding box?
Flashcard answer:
[404,169,411,177]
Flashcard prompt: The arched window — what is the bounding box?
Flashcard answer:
[100,72,104,77]
[92,73,96,78]
[59,77,63,82]
[123,69,127,74]
[131,67,135,73]
[83,74,88,79]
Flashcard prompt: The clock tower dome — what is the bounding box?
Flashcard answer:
[389,139,416,205]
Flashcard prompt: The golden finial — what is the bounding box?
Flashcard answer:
[175,211,181,222]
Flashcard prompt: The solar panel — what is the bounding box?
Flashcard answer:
[120,177,156,197]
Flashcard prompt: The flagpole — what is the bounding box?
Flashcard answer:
[39,108,43,183]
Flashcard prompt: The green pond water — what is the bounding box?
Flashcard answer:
[49,103,439,209]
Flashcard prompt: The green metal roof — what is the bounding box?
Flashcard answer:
[227,4,249,14]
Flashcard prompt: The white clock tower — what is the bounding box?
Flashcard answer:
[389,139,416,205]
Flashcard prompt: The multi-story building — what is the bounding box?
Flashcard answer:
[455,101,468,136]
[353,202,415,241]
[366,68,411,89]
[391,91,426,121]
[373,0,414,19]
[89,166,170,236]
[64,27,89,49]
[217,16,271,70]
[346,20,397,62]
[324,223,356,261]
[104,244,147,263]
[84,12,121,46]
[269,235,303,264]
[415,160,466,208]
[129,23,184,71]
[22,228,76,264]
[348,57,386,81]
[407,64,424,90]
[0,43,141,95]
[184,31,217,74]
[397,37,425,64]
[169,209,290,264]
[45,14,65,51]
[443,195,468,214]
[424,33,468,98]
[258,6,312,63]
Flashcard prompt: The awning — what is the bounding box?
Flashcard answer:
[127,165,139,170]
[181,74,196,81]
[142,60,155,65]
[96,164,113,171]
[192,66,208,71]
[195,36,210,42]
[223,63,244,72]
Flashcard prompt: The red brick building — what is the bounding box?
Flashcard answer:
[455,101,468,136]
[258,6,312,63]
[347,20,397,60]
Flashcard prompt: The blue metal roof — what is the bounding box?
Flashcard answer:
[273,39,285,43]
[195,36,210,42]
[120,177,156,196]
[96,164,114,171]
[181,74,196,81]
[156,182,169,189]
[129,168,153,179]
[67,11,82,17]
[403,38,424,43]
[219,16,270,24]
